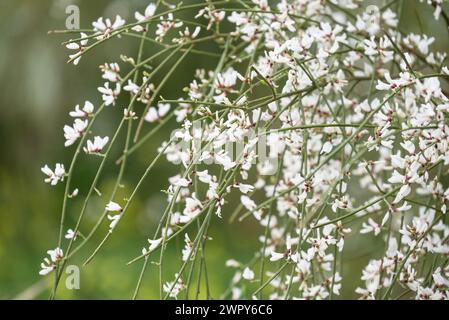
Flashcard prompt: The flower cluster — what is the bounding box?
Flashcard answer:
[43,0,449,300]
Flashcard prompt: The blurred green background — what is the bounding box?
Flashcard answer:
[0,0,448,299]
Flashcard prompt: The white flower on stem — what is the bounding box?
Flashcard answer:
[107,214,121,233]
[98,82,121,106]
[432,268,449,287]
[269,251,285,262]
[142,237,162,255]
[105,201,123,233]
[442,66,449,75]
[148,238,162,251]
[270,235,295,262]
[225,259,241,268]
[331,196,350,213]
[182,233,194,261]
[145,103,171,123]
[400,209,434,248]
[41,163,65,186]
[415,77,444,102]
[196,170,212,184]
[360,218,382,236]
[242,267,255,280]
[234,183,254,194]
[181,193,203,222]
[169,174,191,187]
[124,108,137,119]
[100,63,121,82]
[383,202,412,227]
[69,188,79,198]
[66,32,89,65]
[363,36,393,62]
[321,141,334,155]
[106,201,123,212]
[403,33,435,55]
[174,26,201,43]
[64,118,88,147]
[92,15,126,39]
[388,162,420,203]
[376,72,413,91]
[241,195,257,212]
[47,248,63,263]
[401,141,416,155]
[123,80,140,94]
[39,247,63,276]
[84,136,109,154]
[39,259,56,276]
[214,151,236,171]
[65,229,77,240]
[132,3,157,32]
[215,68,245,92]
[163,274,186,299]
[382,9,398,27]
[69,101,94,118]
[196,7,225,30]
[394,184,412,204]
[155,13,183,42]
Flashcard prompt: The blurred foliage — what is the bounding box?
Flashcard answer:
[0,0,448,299]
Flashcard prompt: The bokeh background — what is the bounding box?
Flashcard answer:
[0,0,448,299]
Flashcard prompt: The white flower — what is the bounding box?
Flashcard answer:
[143,238,163,255]
[163,273,186,299]
[182,233,193,261]
[107,214,121,233]
[145,103,171,122]
[443,66,449,75]
[39,247,63,276]
[360,218,381,236]
[197,7,225,29]
[132,3,157,31]
[69,188,79,198]
[64,119,88,147]
[241,195,257,211]
[41,163,65,186]
[65,229,77,240]
[98,82,121,106]
[69,101,94,118]
[242,267,255,280]
[48,248,63,262]
[84,136,109,154]
[100,63,121,82]
[225,259,241,268]
[174,26,201,43]
[92,15,126,39]
[196,170,212,184]
[39,260,55,276]
[331,197,350,213]
[235,183,254,194]
[66,32,88,65]
[155,13,183,41]
[169,175,191,187]
[321,141,333,154]
[388,161,421,204]
[180,193,203,222]
[124,80,139,94]
[432,268,449,287]
[214,152,236,171]
[270,251,285,262]
[376,72,413,91]
[105,201,123,212]
[148,238,162,250]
